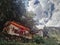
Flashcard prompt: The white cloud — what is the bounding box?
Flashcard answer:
[27,0,35,11]
[27,0,60,29]
[36,25,44,29]
[46,9,60,27]
[46,0,60,27]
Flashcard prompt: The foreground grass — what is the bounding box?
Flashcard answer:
[0,32,59,45]
[0,36,58,45]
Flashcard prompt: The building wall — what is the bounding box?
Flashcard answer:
[8,24,19,36]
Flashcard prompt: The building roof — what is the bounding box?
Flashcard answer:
[10,21,30,31]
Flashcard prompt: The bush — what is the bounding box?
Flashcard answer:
[32,35,58,45]
[33,35,44,44]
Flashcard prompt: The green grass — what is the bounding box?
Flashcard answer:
[0,38,58,45]
[0,33,59,45]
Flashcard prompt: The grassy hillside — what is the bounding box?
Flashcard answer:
[44,27,60,43]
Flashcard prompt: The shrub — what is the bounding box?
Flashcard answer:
[33,35,44,44]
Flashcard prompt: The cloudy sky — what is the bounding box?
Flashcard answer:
[25,0,60,29]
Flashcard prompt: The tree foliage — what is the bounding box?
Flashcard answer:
[0,0,26,31]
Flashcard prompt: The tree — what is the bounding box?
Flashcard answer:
[0,0,26,31]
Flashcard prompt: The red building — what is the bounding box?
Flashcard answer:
[3,21,32,39]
